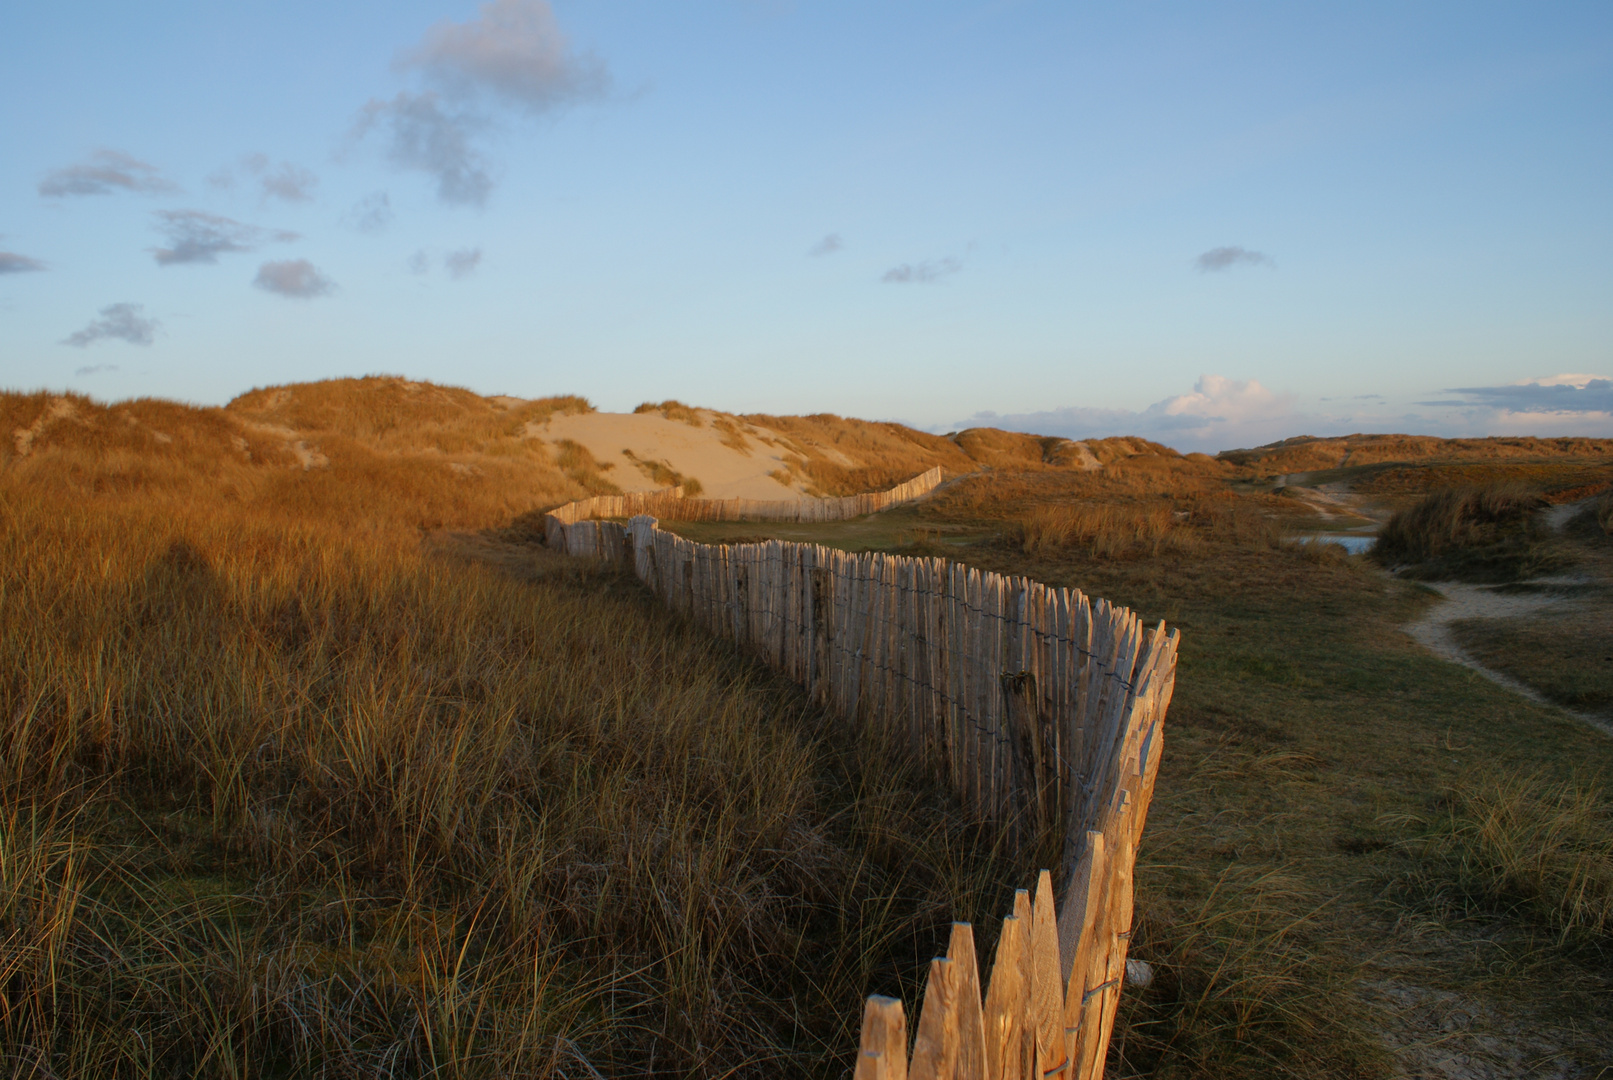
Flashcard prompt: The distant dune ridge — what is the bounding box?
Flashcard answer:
[5,376,1611,531]
[1221,432,1613,474]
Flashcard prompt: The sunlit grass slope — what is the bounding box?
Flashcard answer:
[0,386,1026,1077]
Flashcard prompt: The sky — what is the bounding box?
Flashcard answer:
[1,1,1610,453]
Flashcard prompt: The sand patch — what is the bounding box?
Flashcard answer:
[530,410,815,499]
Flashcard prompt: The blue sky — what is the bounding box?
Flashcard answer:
[1,1,1609,452]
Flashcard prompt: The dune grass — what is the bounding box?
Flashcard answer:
[1449,611,1613,715]
[1372,483,1563,582]
[8,383,1613,1076]
[1396,772,1613,950]
[0,391,1034,1078]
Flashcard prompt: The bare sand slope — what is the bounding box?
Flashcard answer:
[532,409,832,499]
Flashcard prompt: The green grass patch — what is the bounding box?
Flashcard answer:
[1449,610,1613,714]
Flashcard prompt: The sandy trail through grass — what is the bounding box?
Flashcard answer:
[1402,578,1613,739]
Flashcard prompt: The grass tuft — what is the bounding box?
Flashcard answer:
[1398,771,1613,949]
[1372,484,1560,581]
[1010,499,1284,560]
[1115,867,1384,1079]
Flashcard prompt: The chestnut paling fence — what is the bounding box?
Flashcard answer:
[543,470,1177,1080]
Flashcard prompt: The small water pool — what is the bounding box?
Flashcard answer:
[1298,533,1377,554]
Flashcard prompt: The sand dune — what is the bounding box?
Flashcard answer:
[532,408,821,499]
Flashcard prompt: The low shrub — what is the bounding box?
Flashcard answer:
[1010,498,1283,560]
[1372,484,1558,581]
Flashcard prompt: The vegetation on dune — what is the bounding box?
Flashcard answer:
[552,438,622,494]
[1116,867,1382,1079]
[0,390,1024,1077]
[632,400,704,427]
[1352,461,1613,501]
[1010,500,1285,560]
[1397,772,1613,949]
[6,380,1613,1076]
[1450,612,1613,715]
[1591,493,1613,537]
[737,413,974,496]
[229,376,594,450]
[620,449,705,496]
[1372,483,1563,581]
[1219,433,1613,475]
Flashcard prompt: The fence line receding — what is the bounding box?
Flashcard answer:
[543,468,1177,1080]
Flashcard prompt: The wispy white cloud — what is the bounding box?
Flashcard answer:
[260,162,318,203]
[399,0,609,112]
[809,233,843,257]
[883,256,961,284]
[353,0,607,206]
[210,154,318,203]
[953,372,1613,454]
[344,191,394,233]
[0,249,46,274]
[62,303,159,347]
[253,259,335,299]
[151,210,297,266]
[74,363,119,377]
[40,149,176,198]
[444,247,482,279]
[1194,245,1272,272]
[353,92,493,206]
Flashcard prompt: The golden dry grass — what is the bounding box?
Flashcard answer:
[632,400,703,426]
[0,388,1029,1077]
[1397,772,1613,948]
[12,379,1613,1077]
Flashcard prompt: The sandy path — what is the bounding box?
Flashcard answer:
[1403,578,1613,739]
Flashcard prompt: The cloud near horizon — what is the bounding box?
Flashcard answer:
[39,149,176,198]
[1439,374,1613,415]
[956,375,1303,452]
[952,372,1613,454]
[62,303,159,347]
[354,0,608,206]
[253,259,335,299]
[151,210,297,266]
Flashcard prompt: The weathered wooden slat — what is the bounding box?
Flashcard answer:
[981,906,1029,1080]
[1029,870,1064,1077]
[908,957,959,1080]
[947,923,988,1080]
[856,997,909,1080]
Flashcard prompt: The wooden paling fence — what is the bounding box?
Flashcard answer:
[543,470,1177,1080]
